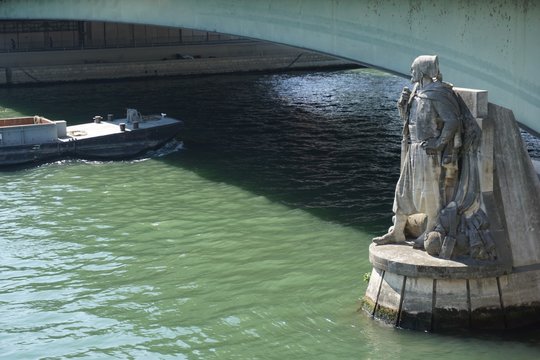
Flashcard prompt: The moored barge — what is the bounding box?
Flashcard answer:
[0,109,182,167]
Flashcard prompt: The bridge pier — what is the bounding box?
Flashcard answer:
[363,89,540,331]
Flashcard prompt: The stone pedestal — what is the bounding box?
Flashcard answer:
[363,244,540,330]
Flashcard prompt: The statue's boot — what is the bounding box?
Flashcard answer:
[412,234,426,249]
[412,216,438,249]
[373,215,407,245]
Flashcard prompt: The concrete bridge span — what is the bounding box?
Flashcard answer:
[0,0,538,134]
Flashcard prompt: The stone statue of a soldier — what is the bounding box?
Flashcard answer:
[373,55,496,260]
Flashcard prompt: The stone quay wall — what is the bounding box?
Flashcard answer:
[0,42,358,85]
[0,54,354,85]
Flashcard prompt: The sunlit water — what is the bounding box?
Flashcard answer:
[1,70,539,359]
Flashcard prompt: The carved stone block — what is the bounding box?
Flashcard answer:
[454,87,488,118]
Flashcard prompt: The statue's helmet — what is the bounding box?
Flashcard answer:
[411,55,440,80]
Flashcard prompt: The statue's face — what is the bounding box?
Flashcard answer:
[411,65,421,83]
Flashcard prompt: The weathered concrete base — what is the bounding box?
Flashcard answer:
[363,244,540,331]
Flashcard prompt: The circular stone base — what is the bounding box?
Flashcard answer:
[364,243,540,331]
[369,243,511,279]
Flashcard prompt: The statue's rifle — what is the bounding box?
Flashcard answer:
[399,83,418,170]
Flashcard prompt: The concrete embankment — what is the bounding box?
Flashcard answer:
[0,42,358,85]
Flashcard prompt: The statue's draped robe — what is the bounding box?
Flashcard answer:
[392,80,495,258]
[393,81,460,222]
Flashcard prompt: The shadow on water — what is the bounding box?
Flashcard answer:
[156,71,405,233]
[160,122,399,234]
[174,70,406,233]
[426,323,540,349]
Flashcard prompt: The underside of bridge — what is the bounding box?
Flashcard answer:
[0,0,538,133]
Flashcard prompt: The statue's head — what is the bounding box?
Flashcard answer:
[411,55,440,83]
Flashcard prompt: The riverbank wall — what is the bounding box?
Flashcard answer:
[0,41,358,85]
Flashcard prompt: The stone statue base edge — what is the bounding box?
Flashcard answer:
[363,246,540,330]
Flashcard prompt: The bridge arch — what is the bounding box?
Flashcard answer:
[0,0,538,133]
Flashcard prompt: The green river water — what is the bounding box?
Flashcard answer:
[0,69,539,359]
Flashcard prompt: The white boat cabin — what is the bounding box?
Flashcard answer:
[0,116,66,147]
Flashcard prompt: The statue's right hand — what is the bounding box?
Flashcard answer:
[398,87,411,106]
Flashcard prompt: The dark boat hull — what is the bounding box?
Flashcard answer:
[68,121,182,159]
[0,142,63,167]
[0,121,182,167]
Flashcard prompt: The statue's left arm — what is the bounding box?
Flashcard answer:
[423,96,460,155]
